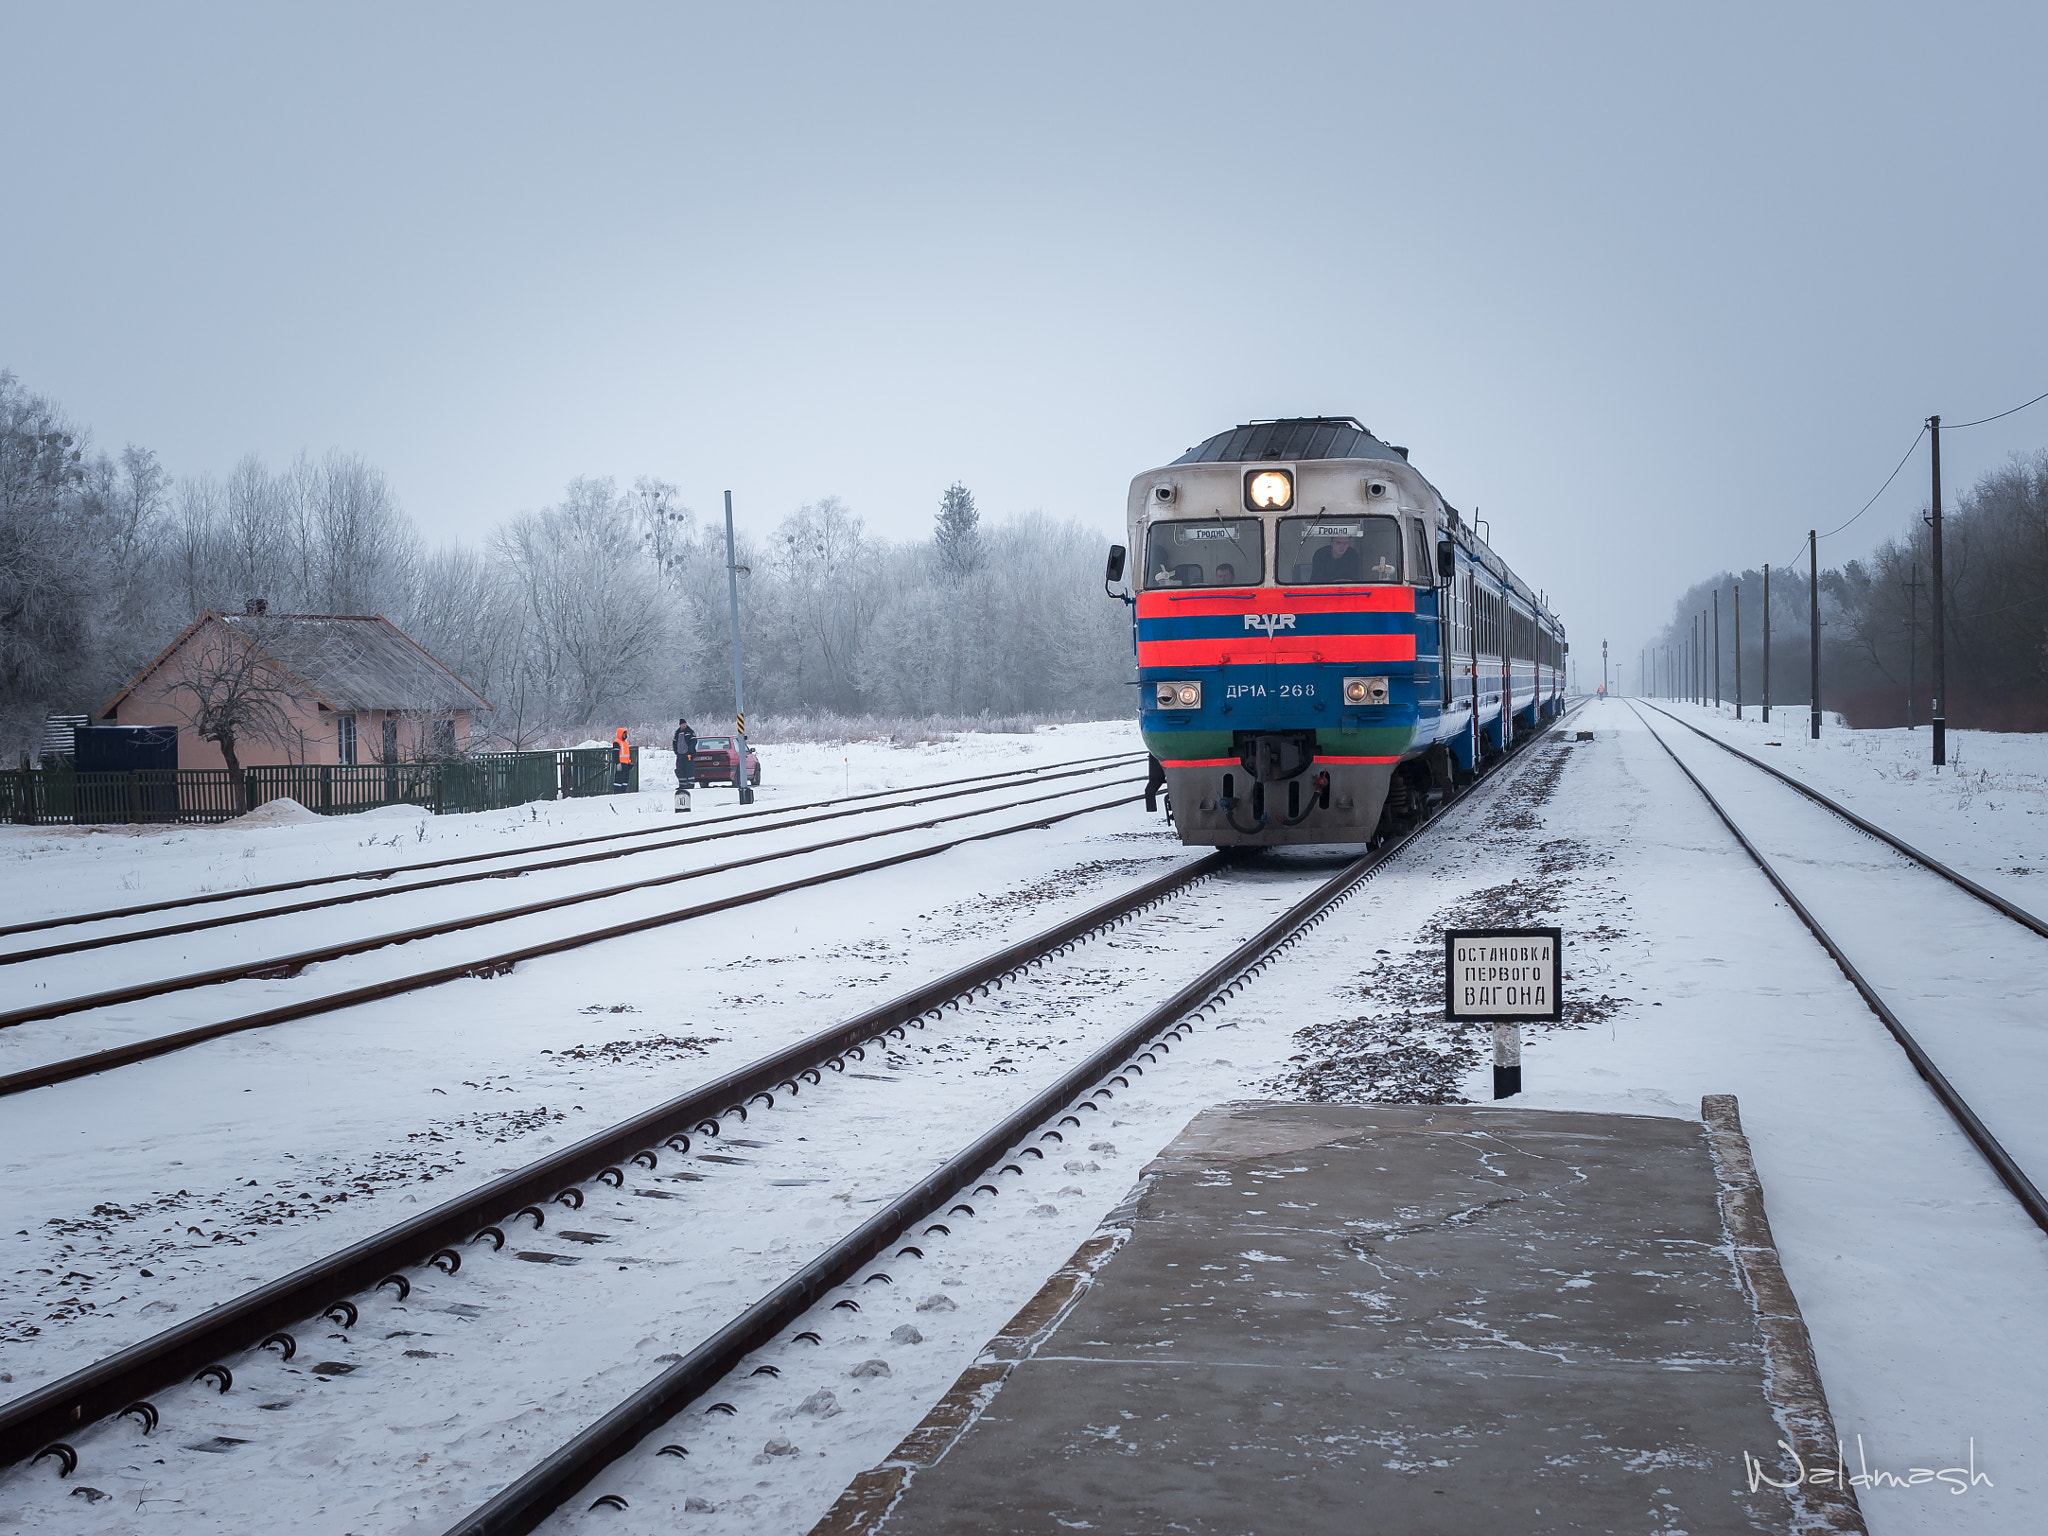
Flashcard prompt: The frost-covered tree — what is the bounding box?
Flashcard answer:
[492,476,676,728]
[0,365,1143,757]
[934,481,982,580]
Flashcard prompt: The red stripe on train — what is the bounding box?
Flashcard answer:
[1136,586,1416,618]
[1137,635,1417,667]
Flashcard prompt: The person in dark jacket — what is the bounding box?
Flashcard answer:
[672,718,698,784]
[1310,535,1364,583]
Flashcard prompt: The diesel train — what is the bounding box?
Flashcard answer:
[1107,417,1566,847]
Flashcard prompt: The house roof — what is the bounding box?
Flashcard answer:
[100,613,492,718]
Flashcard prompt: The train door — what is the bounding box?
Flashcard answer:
[1440,566,1454,709]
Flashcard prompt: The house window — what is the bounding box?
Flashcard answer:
[338,714,357,766]
[431,719,457,759]
[381,717,399,762]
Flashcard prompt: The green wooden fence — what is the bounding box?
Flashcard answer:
[1,747,635,827]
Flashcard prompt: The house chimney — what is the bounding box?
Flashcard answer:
[245,597,269,616]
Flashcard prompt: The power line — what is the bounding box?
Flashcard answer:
[1949,591,2048,623]
[1943,387,2048,431]
[1818,423,1927,542]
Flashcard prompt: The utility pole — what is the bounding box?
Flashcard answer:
[723,490,754,805]
[1713,589,1721,709]
[1733,581,1742,719]
[1928,415,1946,767]
[1762,564,1771,724]
[1907,560,1922,729]
[1808,529,1821,740]
[1602,638,1608,696]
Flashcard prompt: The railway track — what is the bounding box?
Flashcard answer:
[0,708,1577,1527]
[0,752,1145,962]
[0,770,1146,1096]
[1630,701,2048,1235]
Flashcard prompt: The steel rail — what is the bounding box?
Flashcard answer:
[0,773,1140,1033]
[0,848,1229,1468]
[0,757,1141,967]
[0,751,1146,941]
[0,789,1145,1099]
[1628,703,2048,1236]
[1636,702,2048,939]
[438,705,1587,1535]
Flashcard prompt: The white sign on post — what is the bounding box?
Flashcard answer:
[1444,928,1563,1099]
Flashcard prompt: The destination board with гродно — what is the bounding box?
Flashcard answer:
[1444,928,1563,1022]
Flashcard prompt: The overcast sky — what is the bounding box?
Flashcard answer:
[6,2,2045,679]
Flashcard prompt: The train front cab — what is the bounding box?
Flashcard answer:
[1128,460,1446,847]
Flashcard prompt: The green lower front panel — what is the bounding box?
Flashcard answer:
[1139,721,1424,764]
[1137,718,1430,847]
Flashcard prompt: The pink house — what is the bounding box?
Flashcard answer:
[99,608,492,770]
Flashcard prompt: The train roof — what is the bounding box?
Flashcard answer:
[1164,417,1562,633]
[1172,417,1408,466]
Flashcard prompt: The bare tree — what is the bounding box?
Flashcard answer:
[493,477,673,728]
[160,616,315,789]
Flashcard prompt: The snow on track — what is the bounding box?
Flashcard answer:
[6,711,2042,1534]
[0,769,1140,1082]
[1635,702,2048,1206]
[0,726,1140,930]
[0,802,1183,1392]
[2,839,1374,1533]
[1654,702,2048,922]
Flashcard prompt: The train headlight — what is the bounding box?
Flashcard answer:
[1243,469,1294,511]
[1155,680,1202,709]
[1344,676,1390,706]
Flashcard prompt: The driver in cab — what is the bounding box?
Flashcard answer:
[1311,533,1397,583]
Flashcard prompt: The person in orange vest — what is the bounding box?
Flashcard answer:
[612,728,633,792]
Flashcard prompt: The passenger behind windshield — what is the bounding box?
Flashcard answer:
[1275,515,1402,584]
[1144,517,1263,588]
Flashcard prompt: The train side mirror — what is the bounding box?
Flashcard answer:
[1105,545,1131,603]
[1436,539,1455,583]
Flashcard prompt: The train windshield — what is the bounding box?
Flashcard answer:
[1275,514,1402,584]
[1144,517,1263,588]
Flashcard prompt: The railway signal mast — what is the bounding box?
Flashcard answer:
[1928,415,1946,767]
[723,490,755,805]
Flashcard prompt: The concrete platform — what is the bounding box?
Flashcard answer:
[814,1098,1862,1535]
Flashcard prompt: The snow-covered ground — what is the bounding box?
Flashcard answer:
[0,757,1145,1085]
[1646,699,2048,921]
[0,723,1142,928]
[1,707,2041,1534]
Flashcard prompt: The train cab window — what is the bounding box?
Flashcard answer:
[1275,514,1400,584]
[1144,517,1263,588]
[1408,520,1433,585]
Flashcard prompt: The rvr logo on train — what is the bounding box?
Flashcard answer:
[1243,613,1298,635]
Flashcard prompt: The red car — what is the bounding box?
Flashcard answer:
[690,736,762,787]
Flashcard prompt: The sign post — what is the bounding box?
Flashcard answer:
[1444,928,1563,1099]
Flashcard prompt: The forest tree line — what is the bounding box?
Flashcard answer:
[0,370,1136,758]
[1649,449,2048,730]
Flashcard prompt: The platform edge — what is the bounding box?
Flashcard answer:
[804,1208,1136,1536]
[1702,1092,1867,1534]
